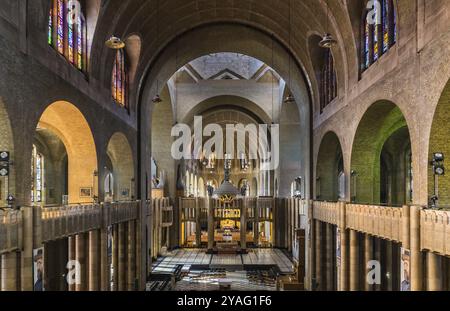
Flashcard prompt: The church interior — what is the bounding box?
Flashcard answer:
[1,0,450,292]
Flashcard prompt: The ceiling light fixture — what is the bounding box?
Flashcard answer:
[105,36,125,49]
[152,0,162,103]
[319,0,337,48]
[284,0,295,105]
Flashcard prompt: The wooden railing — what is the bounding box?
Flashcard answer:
[40,201,139,242]
[346,204,402,242]
[420,209,450,256]
[0,209,22,255]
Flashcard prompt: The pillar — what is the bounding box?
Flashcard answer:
[88,230,99,291]
[315,220,322,290]
[364,234,374,291]
[240,200,247,251]
[118,223,126,291]
[195,198,201,247]
[68,236,76,291]
[410,205,423,291]
[127,220,136,291]
[374,238,381,291]
[112,225,119,291]
[1,253,18,291]
[325,224,333,291]
[100,228,109,291]
[349,230,359,291]
[385,241,393,291]
[207,199,214,251]
[338,202,348,291]
[21,206,33,291]
[254,203,260,246]
[75,233,87,291]
[427,252,442,291]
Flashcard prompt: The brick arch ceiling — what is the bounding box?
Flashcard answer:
[90,0,357,104]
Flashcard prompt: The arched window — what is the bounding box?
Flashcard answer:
[362,0,397,71]
[112,49,128,108]
[320,49,337,113]
[31,145,44,203]
[48,0,86,71]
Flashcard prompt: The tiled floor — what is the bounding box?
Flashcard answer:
[173,270,277,291]
[152,248,293,274]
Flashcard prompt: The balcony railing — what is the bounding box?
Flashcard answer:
[346,204,402,242]
[40,201,139,242]
[0,209,22,255]
[420,209,450,256]
[312,201,339,225]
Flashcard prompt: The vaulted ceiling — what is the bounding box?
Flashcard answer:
[90,0,359,113]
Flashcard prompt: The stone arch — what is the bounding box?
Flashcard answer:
[0,97,14,206]
[316,132,344,201]
[36,101,98,204]
[106,132,135,202]
[140,24,312,201]
[350,100,411,205]
[428,79,450,207]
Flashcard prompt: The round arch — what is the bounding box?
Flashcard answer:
[316,132,345,201]
[428,79,450,207]
[106,132,135,202]
[139,23,312,202]
[350,100,412,205]
[36,101,98,204]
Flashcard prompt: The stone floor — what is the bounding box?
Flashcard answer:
[152,248,294,274]
[173,269,277,291]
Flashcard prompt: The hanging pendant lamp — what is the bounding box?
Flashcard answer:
[319,0,337,48]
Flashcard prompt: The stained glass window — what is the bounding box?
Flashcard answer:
[31,145,44,204]
[112,49,128,108]
[361,0,397,72]
[364,19,370,69]
[320,49,337,113]
[48,0,86,71]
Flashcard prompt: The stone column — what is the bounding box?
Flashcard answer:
[338,202,348,291]
[118,223,126,291]
[1,253,17,291]
[325,224,333,291]
[112,225,119,291]
[195,198,201,247]
[100,228,109,291]
[254,203,260,246]
[315,220,322,290]
[427,252,442,291]
[410,205,423,291]
[240,200,247,251]
[68,236,76,291]
[349,230,359,291]
[88,230,99,291]
[364,234,374,291]
[75,233,87,291]
[373,238,381,291]
[385,241,393,291]
[21,206,33,291]
[207,199,214,251]
[127,220,136,291]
